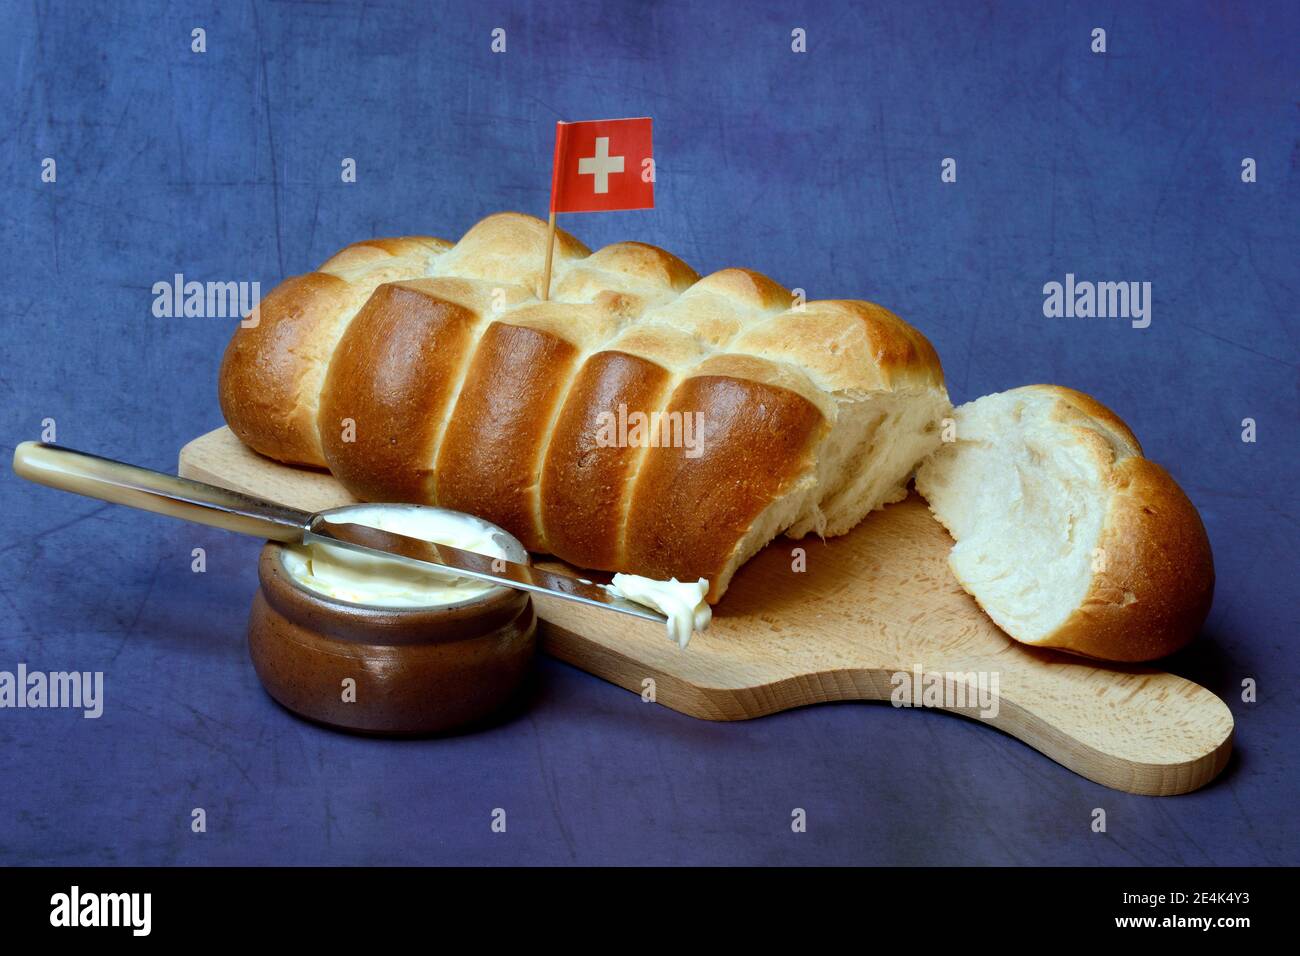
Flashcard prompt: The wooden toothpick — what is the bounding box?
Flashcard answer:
[541,210,557,301]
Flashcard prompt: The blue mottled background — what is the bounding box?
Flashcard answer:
[1,0,1296,865]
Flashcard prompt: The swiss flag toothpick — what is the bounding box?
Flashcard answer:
[542,117,655,299]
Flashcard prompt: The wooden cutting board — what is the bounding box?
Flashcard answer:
[179,426,1233,796]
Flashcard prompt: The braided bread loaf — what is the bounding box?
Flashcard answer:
[220,212,950,601]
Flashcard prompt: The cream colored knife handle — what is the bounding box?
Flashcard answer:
[12,441,310,542]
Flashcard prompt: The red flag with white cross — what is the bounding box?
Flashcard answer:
[542,117,655,299]
[549,118,654,213]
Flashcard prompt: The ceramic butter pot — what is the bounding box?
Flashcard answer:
[248,504,536,736]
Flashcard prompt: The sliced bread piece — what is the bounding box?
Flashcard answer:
[914,385,1213,662]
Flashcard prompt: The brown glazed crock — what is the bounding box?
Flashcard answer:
[247,513,536,736]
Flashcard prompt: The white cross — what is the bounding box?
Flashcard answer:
[578,137,625,194]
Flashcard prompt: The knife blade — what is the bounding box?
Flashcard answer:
[305,518,668,625]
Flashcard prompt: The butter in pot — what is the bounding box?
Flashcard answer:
[281,504,512,608]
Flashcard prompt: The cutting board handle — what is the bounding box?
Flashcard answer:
[13,441,310,542]
[920,651,1234,796]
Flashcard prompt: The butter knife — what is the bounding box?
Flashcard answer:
[11,441,667,624]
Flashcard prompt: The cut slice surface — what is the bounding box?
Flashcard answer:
[918,389,1117,643]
